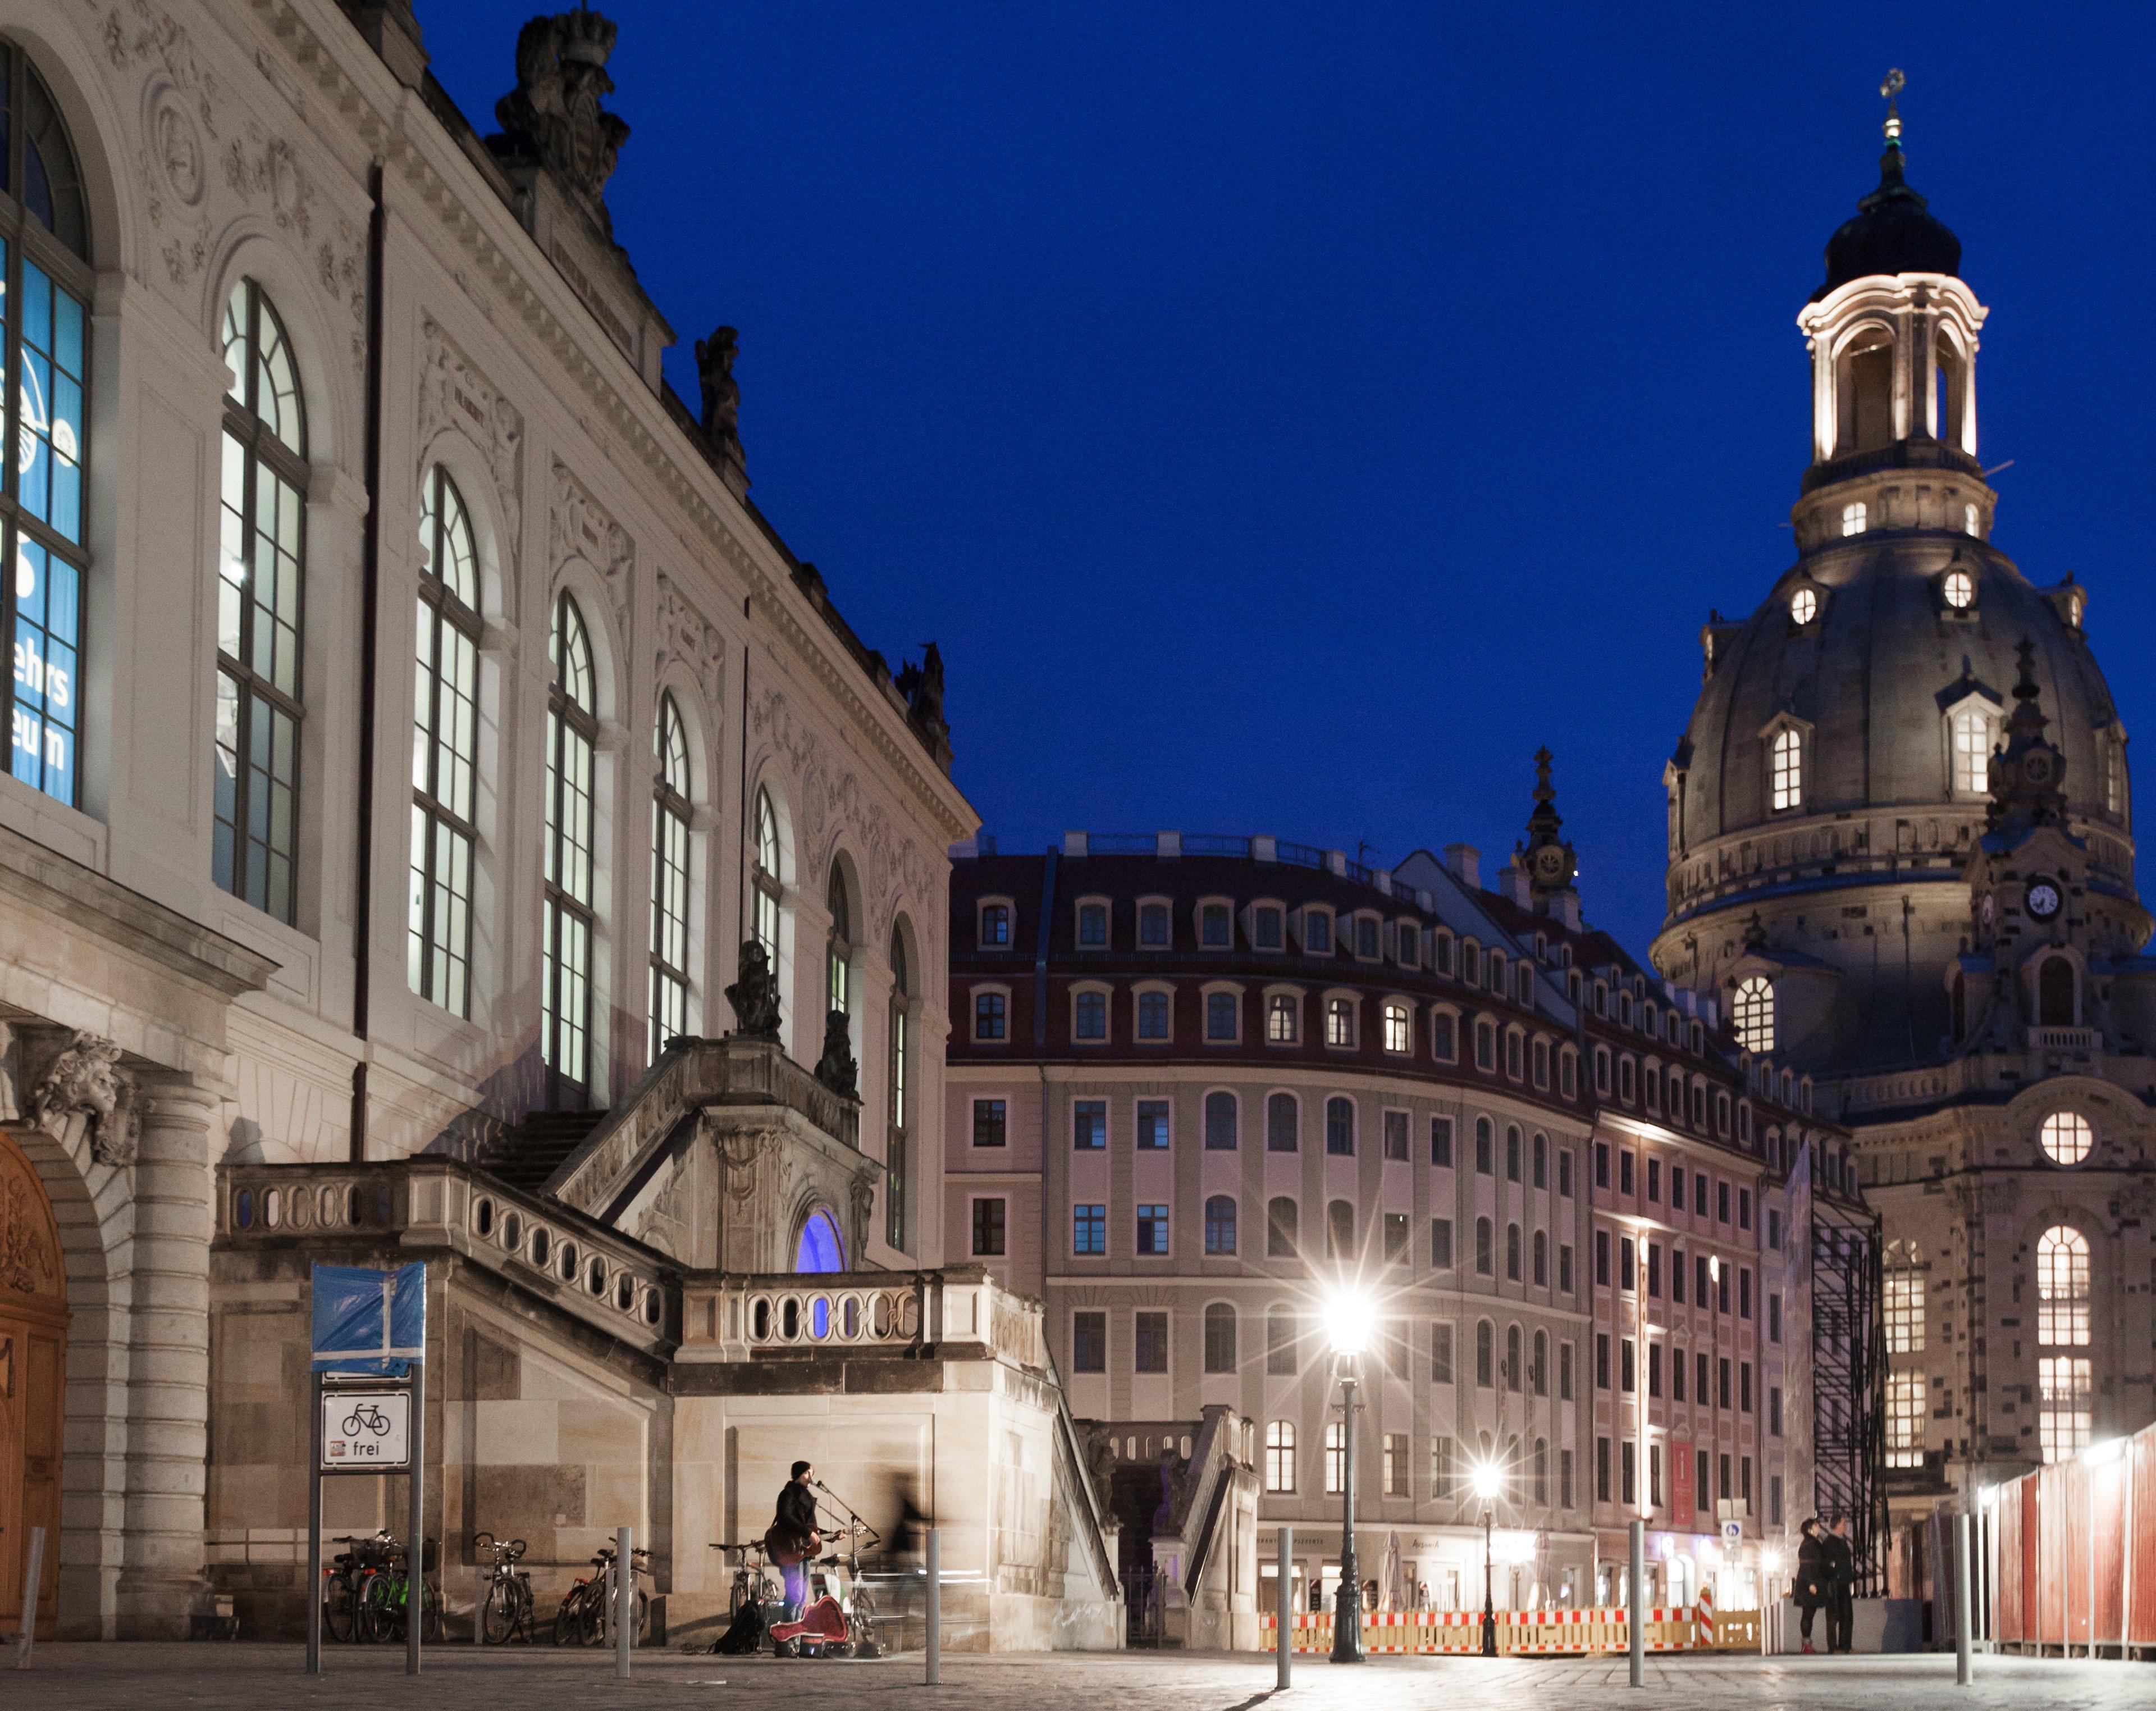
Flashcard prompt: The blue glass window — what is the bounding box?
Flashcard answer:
[1074,1203,1106,1255]
[794,1208,844,1273]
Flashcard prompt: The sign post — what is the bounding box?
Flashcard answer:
[307,1262,427,1677]
[1275,1525,1292,1690]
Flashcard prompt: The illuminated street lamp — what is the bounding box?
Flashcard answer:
[1323,1286,1372,1664]
[1473,1459,1501,1657]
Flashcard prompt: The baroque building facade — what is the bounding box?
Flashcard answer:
[1651,98,2156,1603]
[0,0,1121,1648]
[946,783,1846,1628]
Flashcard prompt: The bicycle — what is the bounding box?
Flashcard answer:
[354,1534,442,1644]
[340,1402,392,1437]
[322,1531,391,1642]
[473,1531,534,1645]
[552,1544,650,1646]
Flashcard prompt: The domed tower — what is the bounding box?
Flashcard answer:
[1649,84,2143,1078]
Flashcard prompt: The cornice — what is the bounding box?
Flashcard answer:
[246,0,974,844]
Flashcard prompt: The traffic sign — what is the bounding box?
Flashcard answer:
[322,1389,410,1470]
[1721,1520,1743,1546]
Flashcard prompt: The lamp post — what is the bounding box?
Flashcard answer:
[1474,1461,1500,1657]
[1323,1287,1371,1664]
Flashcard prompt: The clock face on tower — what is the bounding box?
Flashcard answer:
[2026,879,2064,923]
[1534,845,1568,884]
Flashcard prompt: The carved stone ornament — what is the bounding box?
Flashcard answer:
[550,458,633,621]
[725,941,783,1041]
[813,1010,858,1099]
[28,1030,141,1167]
[655,575,724,711]
[418,317,527,562]
[493,8,632,234]
[715,1127,778,1201]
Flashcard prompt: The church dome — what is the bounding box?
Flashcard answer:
[1816,144,1962,299]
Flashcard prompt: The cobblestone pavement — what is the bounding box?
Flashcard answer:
[16,1643,2154,1711]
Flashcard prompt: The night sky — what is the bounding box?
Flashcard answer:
[420,3,2156,956]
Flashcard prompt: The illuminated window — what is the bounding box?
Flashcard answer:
[1963,503,1979,537]
[825,865,854,1022]
[1382,1001,1410,1054]
[2036,1225,2090,1346]
[1265,1420,1296,1493]
[1326,996,1354,1047]
[1789,587,1817,625]
[541,592,599,1094]
[2040,1111,2092,1167]
[1943,568,1975,609]
[1324,1422,1347,1495]
[1733,975,1774,1053]
[1884,1240,1925,1354]
[1886,1371,1925,1468]
[2105,740,2125,816]
[1770,728,1803,811]
[1951,708,1995,796]
[753,788,783,964]
[647,693,693,1054]
[1842,501,1867,536]
[1267,993,1298,1043]
[2039,1357,2091,1464]
[409,467,481,1016]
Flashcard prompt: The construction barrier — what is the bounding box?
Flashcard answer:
[1988,1414,2156,1653]
[1259,1604,1762,1655]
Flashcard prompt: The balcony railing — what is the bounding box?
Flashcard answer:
[678,1265,1044,1368]
[2026,1025,2102,1053]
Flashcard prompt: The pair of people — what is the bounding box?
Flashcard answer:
[1794,1515,1855,1653]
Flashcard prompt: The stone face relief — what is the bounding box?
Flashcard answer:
[28,1029,140,1167]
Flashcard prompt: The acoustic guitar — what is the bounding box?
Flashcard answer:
[764,1525,824,1568]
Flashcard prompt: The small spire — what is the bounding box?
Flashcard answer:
[1880,67,1906,148]
[1518,747,1577,897]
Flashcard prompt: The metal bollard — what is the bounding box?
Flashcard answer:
[1628,1520,1645,1688]
[12,1526,43,1669]
[1954,1512,1973,1687]
[925,1527,942,1685]
[1276,1525,1292,1690]
[615,1527,634,1679]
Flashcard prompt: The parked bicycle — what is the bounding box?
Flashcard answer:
[552,1543,650,1646]
[325,1531,440,1643]
[322,1531,392,1642]
[473,1531,534,1645]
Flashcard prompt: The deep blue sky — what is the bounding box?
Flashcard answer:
[421,3,2156,956]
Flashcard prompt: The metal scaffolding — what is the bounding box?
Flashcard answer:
[1811,1197,1887,1594]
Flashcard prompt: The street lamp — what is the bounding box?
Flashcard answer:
[1323,1286,1372,1664]
[1473,1460,1501,1657]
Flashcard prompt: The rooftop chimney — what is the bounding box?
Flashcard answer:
[1443,843,1481,889]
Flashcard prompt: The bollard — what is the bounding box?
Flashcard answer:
[615,1526,633,1679]
[925,1527,942,1685]
[12,1526,43,1668]
[1628,1520,1644,1687]
[1276,1526,1293,1690]
[1954,1512,1973,1687]
[476,1561,488,1646]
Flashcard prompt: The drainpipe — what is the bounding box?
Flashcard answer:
[349,158,387,1164]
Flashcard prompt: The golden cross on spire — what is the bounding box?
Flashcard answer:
[1881,67,1906,144]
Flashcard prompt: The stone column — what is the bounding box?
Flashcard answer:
[113,1079,218,1637]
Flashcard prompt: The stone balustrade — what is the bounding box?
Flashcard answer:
[677,1263,1045,1367]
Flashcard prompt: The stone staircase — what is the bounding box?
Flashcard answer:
[477,1108,607,1194]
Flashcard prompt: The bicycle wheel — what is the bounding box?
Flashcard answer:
[357,1576,393,1644]
[633,1587,650,1644]
[423,1581,445,1641]
[553,1585,586,1646]
[323,1572,357,1643]
[483,1580,513,1644]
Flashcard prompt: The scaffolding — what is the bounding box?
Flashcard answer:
[1811,1196,1887,1594]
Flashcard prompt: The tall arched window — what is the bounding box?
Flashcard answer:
[1203,1090,1238,1150]
[542,591,597,1099]
[409,466,480,1014]
[0,45,89,806]
[885,926,911,1252]
[1474,1318,1493,1387]
[1474,1216,1493,1275]
[1951,708,1994,796]
[2038,956,2076,1028]
[1326,1199,1354,1260]
[216,279,308,919]
[2037,1224,2093,1463]
[1266,1196,1298,1257]
[1770,727,1802,812]
[752,786,783,963]
[1505,1323,1522,1391]
[1532,1329,1549,1396]
[1733,975,1774,1053]
[1266,1091,1298,1153]
[647,691,692,1057]
[1204,1194,1237,1254]
[1204,1302,1236,1373]
[1884,1239,1925,1353]
[825,864,853,1020]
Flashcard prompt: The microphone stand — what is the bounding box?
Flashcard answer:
[814,1482,883,1560]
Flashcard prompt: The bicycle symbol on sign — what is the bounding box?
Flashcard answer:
[342,1402,392,1438]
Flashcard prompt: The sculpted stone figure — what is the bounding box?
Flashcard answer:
[493,8,632,230]
[896,641,948,740]
[725,941,783,1041]
[814,1009,858,1098]
[695,326,742,449]
[30,1030,140,1167]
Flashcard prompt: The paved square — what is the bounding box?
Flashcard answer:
[15,1644,2152,1711]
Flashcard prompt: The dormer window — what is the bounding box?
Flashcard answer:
[1841,501,1867,537]
[1790,587,1819,624]
[1767,725,1805,812]
[1077,901,1108,947]
[1254,905,1284,950]
[979,901,1012,948]
[1733,975,1773,1053]
[1139,901,1171,947]
[1354,915,1380,959]
[1396,923,1419,969]
[1942,568,1975,610]
[1200,902,1232,948]
[1304,909,1333,954]
[1949,705,1997,797]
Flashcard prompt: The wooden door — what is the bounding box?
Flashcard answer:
[0,1130,67,1639]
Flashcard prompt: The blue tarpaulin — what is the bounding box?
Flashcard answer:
[311,1262,427,1374]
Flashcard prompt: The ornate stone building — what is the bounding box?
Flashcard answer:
[1651,94,2156,1600]
[0,0,1117,1648]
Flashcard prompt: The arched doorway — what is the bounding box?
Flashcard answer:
[794,1207,844,1274]
[0,1129,67,1638]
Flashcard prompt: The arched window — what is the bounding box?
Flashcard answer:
[752,786,783,964]
[1770,727,1802,813]
[1326,1199,1354,1260]
[0,45,89,806]
[2040,1109,2092,1167]
[409,466,480,1014]
[1533,1437,1549,1505]
[1474,1319,1493,1388]
[541,591,598,1098]
[1204,1302,1236,1373]
[1505,1323,1521,1391]
[1204,1090,1238,1150]
[1505,1125,1521,1181]
[1532,1229,1547,1286]
[216,279,308,918]
[1733,975,1774,1053]
[794,1207,843,1274]
[1532,1329,1549,1397]
[1266,1092,1298,1153]
[1950,707,1993,795]
[1884,1239,1925,1353]
[1474,1216,1493,1276]
[2036,1226,2090,1347]
[1838,327,1894,454]
[825,863,854,1021]
[885,926,911,1252]
[1204,1194,1237,1255]
[1505,1221,1521,1281]
[647,692,692,1056]
[1266,1197,1298,1258]
[1325,1097,1354,1156]
[1265,1308,1298,1376]
[2038,956,2076,1028]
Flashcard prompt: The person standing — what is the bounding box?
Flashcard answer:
[769,1461,823,1617]
[1793,1519,1826,1653]
[1821,1516,1856,1654]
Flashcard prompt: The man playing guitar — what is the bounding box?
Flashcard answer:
[767,1461,823,1616]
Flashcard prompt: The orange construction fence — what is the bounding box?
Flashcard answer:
[1989,1416,2156,1651]
[1259,1602,1756,1655]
